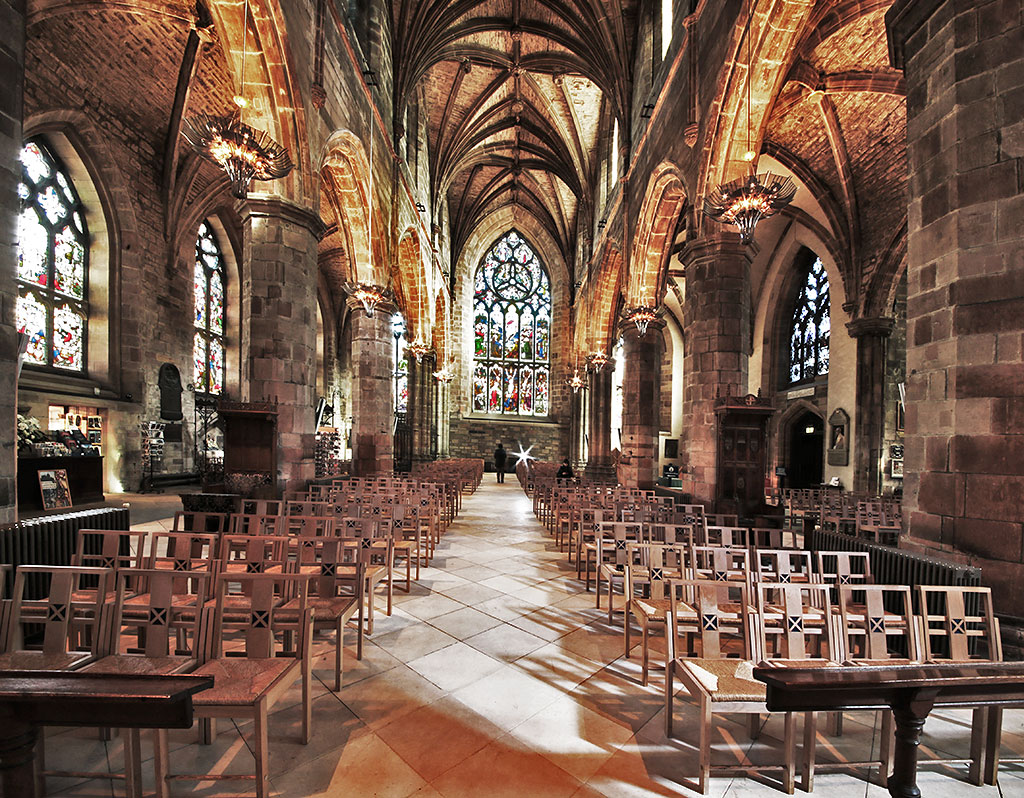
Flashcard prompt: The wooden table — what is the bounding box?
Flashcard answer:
[0,671,213,798]
[754,662,1024,798]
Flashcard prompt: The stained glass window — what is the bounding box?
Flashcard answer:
[193,222,226,394]
[472,230,551,415]
[788,255,830,384]
[393,313,408,415]
[16,139,88,371]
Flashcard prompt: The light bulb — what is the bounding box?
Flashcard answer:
[233,95,248,108]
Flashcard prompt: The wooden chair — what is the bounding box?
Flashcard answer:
[228,513,283,536]
[172,510,228,535]
[74,569,211,798]
[391,503,425,588]
[688,545,751,588]
[801,584,920,791]
[595,522,644,621]
[287,537,364,690]
[664,579,797,793]
[155,572,313,798]
[71,529,148,605]
[755,550,815,584]
[705,525,749,548]
[281,514,335,537]
[0,565,111,669]
[337,518,394,631]
[623,542,687,685]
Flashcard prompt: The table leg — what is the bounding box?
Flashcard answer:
[0,715,40,798]
[888,688,938,798]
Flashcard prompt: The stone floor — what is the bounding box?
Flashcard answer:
[45,480,1024,797]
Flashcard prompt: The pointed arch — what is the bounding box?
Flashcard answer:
[627,161,686,306]
[396,228,428,339]
[320,130,377,283]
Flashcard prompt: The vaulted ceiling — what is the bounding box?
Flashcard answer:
[391,0,638,274]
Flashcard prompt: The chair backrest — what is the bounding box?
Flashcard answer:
[838,584,920,663]
[109,569,210,659]
[6,565,112,656]
[210,572,310,661]
[596,522,645,570]
[917,585,1001,663]
[337,516,379,539]
[649,523,696,547]
[172,511,228,535]
[750,527,798,550]
[756,550,815,584]
[815,551,873,586]
[756,582,836,662]
[148,532,218,572]
[689,546,750,585]
[218,535,290,572]
[706,513,739,527]
[666,578,753,661]
[292,537,365,603]
[625,543,687,602]
[283,500,333,517]
[281,515,335,537]
[706,525,749,547]
[228,513,283,536]
[240,499,283,516]
[73,529,148,572]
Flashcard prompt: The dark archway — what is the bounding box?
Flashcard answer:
[788,411,824,488]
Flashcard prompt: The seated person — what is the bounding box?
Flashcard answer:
[556,458,574,480]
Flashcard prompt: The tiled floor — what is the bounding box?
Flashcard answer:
[47,481,1024,796]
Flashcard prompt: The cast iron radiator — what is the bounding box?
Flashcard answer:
[0,506,131,599]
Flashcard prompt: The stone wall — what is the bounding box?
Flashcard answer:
[448,416,568,469]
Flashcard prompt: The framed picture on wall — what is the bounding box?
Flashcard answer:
[891,460,904,479]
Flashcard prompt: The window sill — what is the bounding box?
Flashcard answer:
[463,413,559,425]
[18,369,121,402]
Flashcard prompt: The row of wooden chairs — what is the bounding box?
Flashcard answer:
[662,580,1000,793]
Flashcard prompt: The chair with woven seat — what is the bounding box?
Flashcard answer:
[70,528,148,606]
[228,512,283,536]
[337,517,394,631]
[801,583,920,791]
[688,545,751,588]
[155,571,313,798]
[286,536,364,690]
[72,568,211,798]
[595,521,644,621]
[623,542,687,685]
[664,578,798,794]
[0,565,111,670]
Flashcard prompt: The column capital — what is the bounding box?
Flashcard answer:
[885,0,946,69]
[678,232,751,268]
[236,194,327,239]
[846,316,895,339]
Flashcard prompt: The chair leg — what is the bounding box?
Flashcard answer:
[879,709,895,787]
[697,696,712,794]
[641,621,650,687]
[199,717,213,744]
[302,657,312,744]
[782,712,796,794]
[830,710,844,736]
[334,617,344,692]
[124,728,143,798]
[36,729,46,798]
[386,568,393,616]
[968,706,988,786]
[153,728,171,798]
[665,664,675,739]
[802,711,817,793]
[983,705,1002,785]
[254,701,270,798]
[607,580,614,625]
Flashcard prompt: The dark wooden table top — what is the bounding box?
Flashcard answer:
[0,670,213,728]
[754,662,1024,712]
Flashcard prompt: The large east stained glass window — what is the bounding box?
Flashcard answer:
[472,230,551,416]
[193,222,226,394]
[788,255,830,384]
[16,139,89,371]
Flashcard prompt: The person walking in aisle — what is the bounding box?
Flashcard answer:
[494,442,507,483]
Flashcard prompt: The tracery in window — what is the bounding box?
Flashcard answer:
[393,313,408,415]
[788,256,830,384]
[472,231,551,416]
[193,222,226,394]
[16,139,89,371]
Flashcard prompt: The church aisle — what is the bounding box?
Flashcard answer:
[46,481,1023,797]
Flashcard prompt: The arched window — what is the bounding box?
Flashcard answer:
[393,313,408,415]
[472,230,551,416]
[193,222,226,394]
[16,139,89,371]
[788,255,830,384]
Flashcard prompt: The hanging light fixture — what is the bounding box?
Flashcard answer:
[586,351,609,371]
[623,305,660,336]
[433,354,456,383]
[702,1,795,244]
[342,281,391,317]
[563,354,587,394]
[406,340,431,362]
[182,0,293,198]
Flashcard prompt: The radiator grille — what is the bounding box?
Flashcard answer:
[0,507,130,599]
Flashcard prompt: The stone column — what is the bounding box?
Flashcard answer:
[349,298,394,476]
[586,359,615,479]
[436,379,450,458]
[888,1,1024,611]
[847,317,894,494]
[0,0,26,523]
[679,234,751,507]
[410,351,436,461]
[238,197,324,493]
[619,321,663,489]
